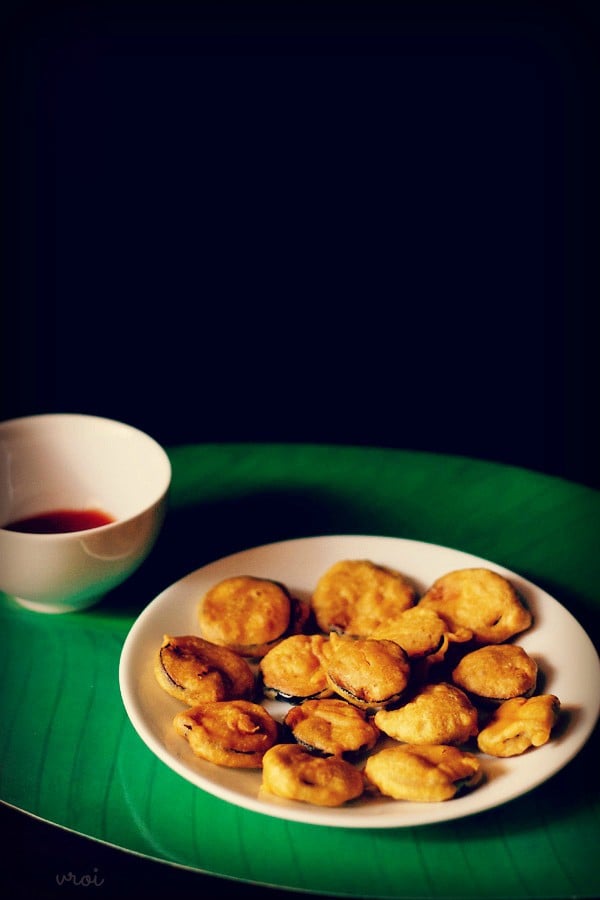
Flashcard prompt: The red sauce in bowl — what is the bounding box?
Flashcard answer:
[4,508,115,534]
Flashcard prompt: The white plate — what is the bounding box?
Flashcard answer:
[119,535,600,828]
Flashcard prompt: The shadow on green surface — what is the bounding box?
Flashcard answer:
[100,487,378,618]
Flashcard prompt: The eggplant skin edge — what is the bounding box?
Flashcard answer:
[261,683,332,704]
[328,678,404,712]
[158,644,185,689]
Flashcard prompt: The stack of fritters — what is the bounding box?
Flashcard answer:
[151,559,561,808]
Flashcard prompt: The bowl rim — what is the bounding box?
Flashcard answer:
[0,412,172,537]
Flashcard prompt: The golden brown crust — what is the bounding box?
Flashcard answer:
[259,634,333,702]
[198,575,299,658]
[324,633,411,711]
[154,634,255,705]
[374,682,479,746]
[477,694,560,757]
[284,698,380,757]
[452,644,538,703]
[261,743,365,806]
[364,743,483,802]
[418,568,532,644]
[173,700,279,768]
[369,606,470,663]
[311,559,417,636]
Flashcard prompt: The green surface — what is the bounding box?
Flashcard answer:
[1,443,599,899]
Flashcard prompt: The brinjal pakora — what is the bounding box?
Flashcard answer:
[261,743,365,807]
[418,567,532,644]
[374,682,479,746]
[173,699,279,768]
[477,694,560,757]
[369,605,471,666]
[311,559,416,636]
[154,634,255,705]
[324,633,411,712]
[198,575,308,658]
[284,698,380,757]
[452,643,538,705]
[259,633,333,703]
[364,743,483,802]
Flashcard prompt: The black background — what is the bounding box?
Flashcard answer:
[2,0,599,490]
[1,2,599,899]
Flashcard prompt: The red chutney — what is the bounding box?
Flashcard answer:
[3,508,115,534]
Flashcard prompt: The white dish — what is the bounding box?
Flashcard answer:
[119,535,600,828]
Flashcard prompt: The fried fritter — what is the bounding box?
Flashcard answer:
[477,694,560,757]
[369,606,470,664]
[418,568,532,644]
[364,743,483,802]
[374,682,479,746]
[311,559,416,636]
[261,743,365,807]
[198,575,307,658]
[452,644,538,704]
[324,633,411,712]
[284,698,380,757]
[173,699,279,768]
[154,634,255,705]
[259,633,333,702]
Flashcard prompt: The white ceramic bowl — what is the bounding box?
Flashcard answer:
[0,413,172,613]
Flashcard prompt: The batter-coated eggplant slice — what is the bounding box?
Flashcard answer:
[324,633,411,712]
[418,568,532,644]
[374,682,479,746]
[284,698,380,757]
[452,643,538,705]
[259,633,333,703]
[261,743,365,807]
[364,743,483,802]
[311,559,417,636]
[369,606,470,664]
[198,575,306,658]
[154,634,256,705]
[173,699,279,768]
[477,694,560,757]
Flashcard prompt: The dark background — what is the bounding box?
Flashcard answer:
[1,0,599,491]
[1,2,599,899]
